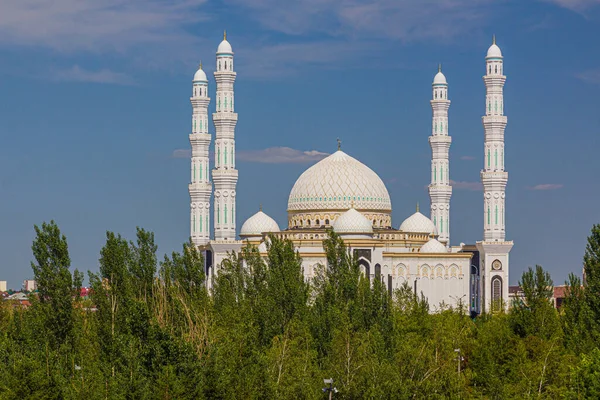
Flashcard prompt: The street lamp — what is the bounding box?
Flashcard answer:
[322,378,338,399]
[454,348,464,375]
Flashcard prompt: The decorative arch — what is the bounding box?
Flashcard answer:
[491,276,503,312]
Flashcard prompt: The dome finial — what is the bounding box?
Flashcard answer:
[199,60,203,70]
[259,203,262,212]
[438,63,442,73]
[337,137,341,151]
[224,30,227,40]
[492,34,496,45]
[416,202,420,212]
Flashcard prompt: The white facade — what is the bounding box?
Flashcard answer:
[429,65,452,245]
[212,31,238,241]
[0,280,6,292]
[189,64,212,246]
[189,35,515,313]
[477,36,513,312]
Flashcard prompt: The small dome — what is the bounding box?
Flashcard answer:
[420,238,447,253]
[333,208,373,234]
[193,67,207,82]
[399,211,438,235]
[433,71,447,85]
[217,37,233,54]
[240,210,280,236]
[487,42,502,59]
[258,242,268,253]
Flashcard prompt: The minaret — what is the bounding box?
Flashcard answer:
[477,36,513,313]
[428,65,452,245]
[212,31,238,241]
[189,63,212,246]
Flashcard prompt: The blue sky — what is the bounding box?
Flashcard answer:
[1,0,599,289]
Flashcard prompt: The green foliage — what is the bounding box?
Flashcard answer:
[510,265,560,339]
[3,222,600,398]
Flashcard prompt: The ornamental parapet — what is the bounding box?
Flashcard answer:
[428,136,452,144]
[190,98,210,107]
[212,169,239,179]
[188,182,212,192]
[189,133,211,144]
[212,113,238,122]
[482,116,507,124]
[481,171,508,184]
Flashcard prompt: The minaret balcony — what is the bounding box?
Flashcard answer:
[189,182,212,192]
[213,113,238,122]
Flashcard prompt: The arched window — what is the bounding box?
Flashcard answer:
[199,215,203,232]
[218,61,221,70]
[491,276,503,312]
[325,219,330,225]
[316,219,320,226]
[375,264,381,279]
[435,91,437,99]
[495,65,498,73]
[224,205,228,224]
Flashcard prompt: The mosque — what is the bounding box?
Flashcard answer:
[187,32,513,313]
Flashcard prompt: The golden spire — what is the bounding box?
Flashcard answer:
[259,204,262,212]
[438,63,441,73]
[416,202,420,213]
[337,137,341,151]
[492,34,496,45]
[199,60,203,70]
[224,30,227,40]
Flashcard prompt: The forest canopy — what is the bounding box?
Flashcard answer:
[2,221,600,399]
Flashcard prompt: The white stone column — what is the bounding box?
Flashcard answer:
[212,32,238,241]
[478,36,513,313]
[429,65,452,245]
[189,63,212,246]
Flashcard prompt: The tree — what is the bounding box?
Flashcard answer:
[510,265,559,339]
[30,221,81,347]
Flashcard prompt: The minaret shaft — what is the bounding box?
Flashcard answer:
[481,57,507,241]
[212,43,238,241]
[189,71,211,246]
[429,70,452,244]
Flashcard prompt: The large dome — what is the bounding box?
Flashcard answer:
[287,150,392,229]
[288,150,391,212]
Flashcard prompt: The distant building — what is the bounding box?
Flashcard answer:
[23,280,37,292]
[508,284,569,310]
[0,281,6,292]
[6,292,31,308]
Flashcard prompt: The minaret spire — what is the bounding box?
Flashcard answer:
[212,32,238,241]
[189,62,212,246]
[429,65,452,244]
[477,36,513,313]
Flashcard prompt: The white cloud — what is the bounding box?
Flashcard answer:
[450,180,483,191]
[576,69,600,85]
[172,149,191,158]
[51,65,134,85]
[172,146,329,163]
[238,147,329,163]
[0,0,208,53]
[227,0,496,41]
[527,183,564,191]
[541,0,600,12]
